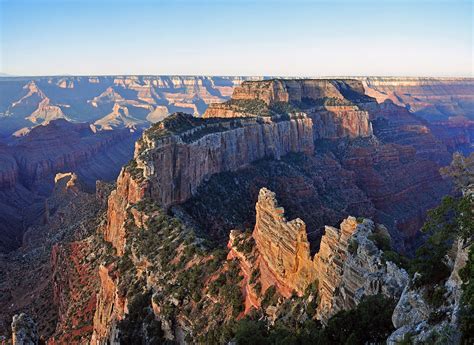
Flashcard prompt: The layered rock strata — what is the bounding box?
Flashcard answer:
[230,188,408,322]
[0,75,260,137]
[362,77,474,123]
[105,113,314,254]
[204,79,373,139]
[314,218,409,322]
[252,188,316,296]
[139,114,314,208]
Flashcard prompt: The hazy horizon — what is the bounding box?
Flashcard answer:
[1,0,473,77]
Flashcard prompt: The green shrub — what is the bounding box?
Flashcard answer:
[234,319,269,345]
[319,294,396,344]
[254,282,262,296]
[424,285,447,308]
[249,269,260,285]
[369,232,391,252]
[348,239,359,255]
[382,250,410,270]
[261,285,278,309]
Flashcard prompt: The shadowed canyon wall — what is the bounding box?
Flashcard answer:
[0,119,138,252]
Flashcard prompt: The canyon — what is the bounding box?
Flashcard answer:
[0,77,472,344]
[0,76,260,138]
[0,119,138,253]
[1,76,472,152]
[228,188,408,322]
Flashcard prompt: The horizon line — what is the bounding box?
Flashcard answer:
[1,73,473,79]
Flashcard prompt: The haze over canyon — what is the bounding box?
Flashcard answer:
[0,76,472,345]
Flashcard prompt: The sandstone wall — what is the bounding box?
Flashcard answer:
[140,117,314,208]
[309,106,372,139]
[232,79,348,105]
[205,79,373,139]
[231,188,408,322]
[253,188,316,296]
[314,219,409,322]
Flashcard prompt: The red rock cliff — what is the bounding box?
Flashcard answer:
[204,79,373,139]
[230,188,408,322]
[141,115,314,208]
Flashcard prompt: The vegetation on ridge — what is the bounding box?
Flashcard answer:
[231,294,396,345]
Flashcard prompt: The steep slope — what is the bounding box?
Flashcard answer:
[184,79,452,251]
[0,119,138,253]
[1,77,468,343]
[361,77,474,154]
[229,188,408,322]
[93,103,147,131]
[362,77,474,122]
[205,79,373,139]
[0,174,109,339]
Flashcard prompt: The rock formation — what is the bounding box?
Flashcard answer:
[315,218,409,322]
[103,112,314,254]
[142,114,314,206]
[93,103,146,131]
[205,79,373,139]
[90,264,124,345]
[2,77,470,343]
[0,173,109,340]
[0,119,138,253]
[26,98,68,125]
[252,188,316,296]
[362,77,474,123]
[229,188,408,322]
[0,75,260,137]
[388,239,471,344]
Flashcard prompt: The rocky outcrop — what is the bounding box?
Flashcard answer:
[230,188,408,322]
[229,79,364,105]
[11,313,39,345]
[253,188,316,296]
[141,114,314,209]
[314,219,409,322]
[204,79,373,139]
[104,170,148,255]
[388,240,471,344]
[35,77,468,343]
[180,150,376,245]
[26,98,68,125]
[310,105,372,139]
[93,103,146,131]
[104,113,314,255]
[0,119,138,253]
[90,264,124,345]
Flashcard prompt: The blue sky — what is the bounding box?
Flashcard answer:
[0,0,472,76]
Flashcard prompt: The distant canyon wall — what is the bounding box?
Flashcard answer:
[205,79,374,139]
[0,119,138,253]
[2,76,471,139]
[0,76,262,137]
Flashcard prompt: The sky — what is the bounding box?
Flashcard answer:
[0,0,472,76]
